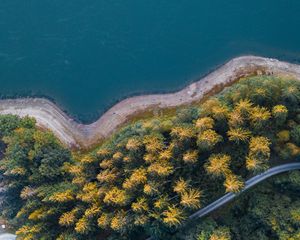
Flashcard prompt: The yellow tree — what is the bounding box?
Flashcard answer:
[183,150,198,164]
[143,153,156,163]
[290,206,300,223]
[209,227,231,240]
[159,149,173,161]
[48,190,74,203]
[68,164,83,176]
[228,110,244,128]
[112,151,123,161]
[246,156,263,172]
[162,205,185,227]
[9,166,26,176]
[227,128,251,143]
[20,186,36,200]
[173,178,189,194]
[224,174,244,193]
[200,98,222,116]
[59,208,79,227]
[67,163,87,186]
[154,195,169,210]
[277,130,290,143]
[234,99,253,116]
[97,213,111,229]
[28,208,47,221]
[96,148,111,158]
[180,188,202,209]
[75,216,89,234]
[285,143,300,156]
[197,129,223,151]
[252,87,268,104]
[103,187,129,206]
[272,104,288,125]
[170,126,196,141]
[110,210,128,232]
[211,105,229,121]
[71,175,86,186]
[143,182,159,196]
[97,169,118,183]
[282,85,299,103]
[80,155,95,164]
[84,203,101,219]
[131,197,149,213]
[249,106,271,130]
[77,182,99,203]
[147,161,174,177]
[123,167,147,190]
[99,158,114,169]
[143,134,164,153]
[247,136,271,172]
[205,154,231,177]
[248,136,271,160]
[16,225,42,239]
[126,137,143,151]
[123,155,133,163]
[195,117,214,132]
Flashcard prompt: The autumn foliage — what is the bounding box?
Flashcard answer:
[0,76,300,239]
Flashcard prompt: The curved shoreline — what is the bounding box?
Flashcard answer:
[1,55,300,148]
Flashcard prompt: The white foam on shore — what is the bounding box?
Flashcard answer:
[0,56,300,148]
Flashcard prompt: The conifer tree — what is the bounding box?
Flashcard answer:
[162,205,185,227]
[205,154,231,177]
[227,128,251,143]
[272,105,288,126]
[224,174,244,193]
[197,129,223,151]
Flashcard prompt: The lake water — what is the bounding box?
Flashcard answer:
[1,0,300,123]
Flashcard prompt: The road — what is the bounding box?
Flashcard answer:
[2,163,300,240]
[147,162,300,240]
[0,229,15,240]
[0,234,15,240]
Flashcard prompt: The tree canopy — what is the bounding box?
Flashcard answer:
[0,75,300,239]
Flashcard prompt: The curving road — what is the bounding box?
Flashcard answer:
[0,229,15,240]
[147,162,300,240]
[189,162,300,219]
[2,163,300,240]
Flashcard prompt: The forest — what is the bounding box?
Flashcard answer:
[0,75,300,239]
[174,169,300,240]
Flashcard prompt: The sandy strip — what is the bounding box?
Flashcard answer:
[0,56,300,149]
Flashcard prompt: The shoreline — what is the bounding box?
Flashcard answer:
[0,55,300,149]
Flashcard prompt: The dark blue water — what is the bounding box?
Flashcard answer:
[0,0,300,122]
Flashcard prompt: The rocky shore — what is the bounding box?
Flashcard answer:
[0,56,299,149]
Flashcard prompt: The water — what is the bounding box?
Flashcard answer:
[0,0,300,123]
